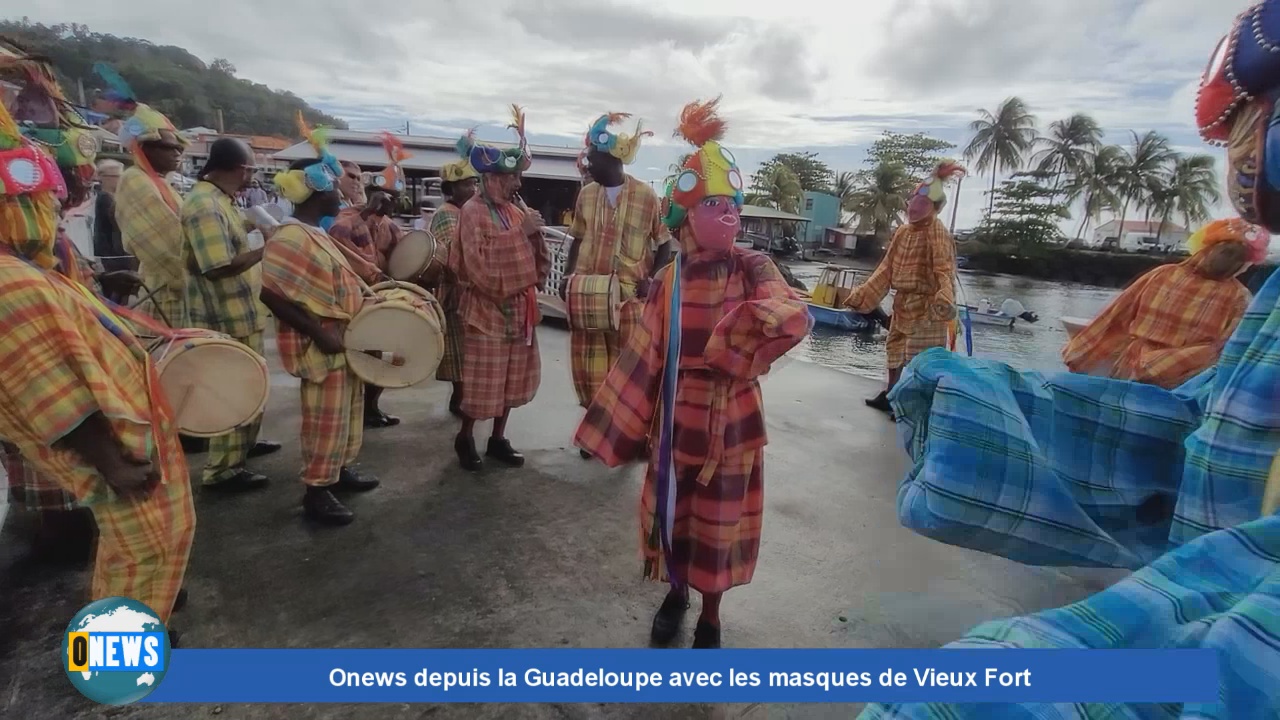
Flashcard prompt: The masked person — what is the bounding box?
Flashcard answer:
[1063,219,1262,389]
[181,137,281,490]
[843,162,965,414]
[574,98,813,649]
[564,113,672,455]
[0,100,195,625]
[447,106,550,471]
[260,120,380,526]
[429,159,480,417]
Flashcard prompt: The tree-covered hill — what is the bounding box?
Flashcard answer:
[1,19,346,137]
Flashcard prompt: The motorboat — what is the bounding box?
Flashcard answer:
[961,298,1040,329]
[806,265,884,333]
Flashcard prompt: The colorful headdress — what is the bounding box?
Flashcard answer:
[0,56,99,188]
[439,159,478,183]
[0,97,67,268]
[275,112,343,205]
[371,132,411,193]
[660,97,745,229]
[93,63,185,153]
[583,112,652,165]
[906,161,966,223]
[456,105,532,175]
[1187,218,1271,264]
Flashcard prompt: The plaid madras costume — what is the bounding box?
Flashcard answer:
[575,249,812,593]
[116,166,186,326]
[326,206,381,283]
[859,513,1280,720]
[567,177,667,406]
[429,203,465,382]
[369,214,403,272]
[181,180,266,483]
[846,218,956,369]
[448,196,550,420]
[1064,258,1250,389]
[890,263,1280,569]
[262,221,365,486]
[0,253,195,622]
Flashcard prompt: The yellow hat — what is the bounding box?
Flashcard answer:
[441,159,478,183]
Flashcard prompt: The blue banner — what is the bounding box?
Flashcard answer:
[143,649,1219,703]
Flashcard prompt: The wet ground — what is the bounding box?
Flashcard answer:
[0,325,1126,719]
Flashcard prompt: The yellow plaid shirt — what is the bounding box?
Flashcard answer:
[181,180,264,337]
[116,167,185,292]
[568,177,668,299]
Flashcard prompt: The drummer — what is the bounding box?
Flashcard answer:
[261,147,380,526]
[429,159,480,417]
[360,191,404,429]
[563,113,671,454]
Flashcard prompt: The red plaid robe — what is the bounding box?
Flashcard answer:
[574,248,812,593]
[448,195,550,419]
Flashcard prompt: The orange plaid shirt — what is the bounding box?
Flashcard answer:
[448,196,551,339]
[568,177,668,298]
[845,218,956,331]
[1063,258,1251,388]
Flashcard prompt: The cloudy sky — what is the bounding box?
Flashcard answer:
[15,0,1255,230]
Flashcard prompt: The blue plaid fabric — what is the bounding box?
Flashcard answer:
[858,514,1280,720]
[891,267,1280,567]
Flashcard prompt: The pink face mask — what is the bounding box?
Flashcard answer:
[906,192,935,224]
[688,196,741,252]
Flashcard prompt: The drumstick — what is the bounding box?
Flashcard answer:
[349,349,406,367]
[128,281,174,328]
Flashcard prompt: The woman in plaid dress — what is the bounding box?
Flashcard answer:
[575,98,813,648]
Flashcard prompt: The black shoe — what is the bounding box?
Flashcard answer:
[448,392,464,419]
[247,440,282,458]
[205,469,269,493]
[865,391,892,414]
[579,448,592,460]
[168,630,181,649]
[179,435,209,454]
[303,487,354,526]
[173,588,188,613]
[649,590,689,646]
[455,434,483,472]
[335,466,380,493]
[485,437,525,467]
[692,619,721,649]
[363,412,401,429]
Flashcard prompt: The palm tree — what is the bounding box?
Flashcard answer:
[846,162,912,241]
[1166,154,1221,235]
[963,96,1039,217]
[1032,113,1102,199]
[747,163,803,215]
[1064,144,1123,240]
[832,171,858,213]
[1111,131,1176,247]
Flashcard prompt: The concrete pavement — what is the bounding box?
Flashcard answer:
[0,324,1125,719]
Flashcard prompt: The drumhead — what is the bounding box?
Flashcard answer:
[152,338,270,437]
[345,301,444,388]
[370,280,434,301]
[387,230,437,281]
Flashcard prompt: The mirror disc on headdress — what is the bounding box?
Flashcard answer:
[728,168,743,190]
[720,146,736,165]
[676,170,698,193]
[7,158,42,189]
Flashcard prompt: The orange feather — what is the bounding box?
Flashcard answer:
[675,97,727,147]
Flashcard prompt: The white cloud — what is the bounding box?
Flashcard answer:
[12,0,1259,229]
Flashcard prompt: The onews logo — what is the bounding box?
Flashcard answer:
[62,597,171,705]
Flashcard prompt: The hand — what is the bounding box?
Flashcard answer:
[635,276,652,300]
[521,210,545,236]
[316,327,346,355]
[101,454,159,497]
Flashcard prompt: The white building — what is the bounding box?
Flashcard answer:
[1092,220,1191,252]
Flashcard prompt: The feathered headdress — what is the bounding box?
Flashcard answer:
[1196,1,1280,145]
[1187,218,1271,264]
[660,97,744,229]
[0,56,99,186]
[456,104,532,175]
[371,131,410,193]
[93,62,184,154]
[275,111,343,205]
[584,112,653,165]
[907,160,966,223]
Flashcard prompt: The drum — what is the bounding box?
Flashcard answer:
[148,332,270,437]
[565,274,621,332]
[386,229,438,282]
[345,284,446,388]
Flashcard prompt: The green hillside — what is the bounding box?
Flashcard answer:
[1,19,346,137]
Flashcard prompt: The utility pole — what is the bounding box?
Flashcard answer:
[76,77,86,106]
[949,175,963,234]
[215,108,225,134]
[405,120,410,135]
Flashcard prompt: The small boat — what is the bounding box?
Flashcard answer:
[962,298,1040,329]
[807,303,875,332]
[1060,316,1091,338]
[806,265,881,333]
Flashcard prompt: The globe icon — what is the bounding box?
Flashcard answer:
[62,597,170,705]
